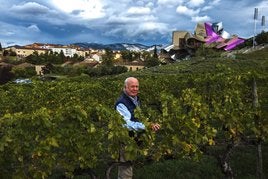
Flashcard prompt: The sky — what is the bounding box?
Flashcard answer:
[0,0,267,47]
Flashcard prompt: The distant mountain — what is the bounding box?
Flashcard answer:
[5,45,23,48]
[72,42,151,51]
[4,42,165,52]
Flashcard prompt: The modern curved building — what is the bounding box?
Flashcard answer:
[163,22,245,60]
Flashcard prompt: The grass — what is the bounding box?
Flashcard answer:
[70,144,268,179]
[133,156,223,179]
[7,46,268,179]
[66,47,268,179]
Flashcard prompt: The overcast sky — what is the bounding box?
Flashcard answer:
[0,0,267,47]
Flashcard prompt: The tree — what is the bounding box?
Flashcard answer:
[26,51,39,64]
[0,65,14,84]
[3,50,9,56]
[153,45,158,58]
[70,54,84,62]
[111,66,128,74]
[195,45,221,59]
[144,56,160,67]
[121,50,133,62]
[12,66,36,78]
[141,51,151,61]
[57,50,65,64]
[255,31,268,45]
[121,50,141,62]
[42,63,54,74]
[9,50,17,57]
[101,48,114,66]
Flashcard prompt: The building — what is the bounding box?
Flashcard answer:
[14,43,92,58]
[13,47,48,57]
[163,21,245,61]
[115,61,145,71]
[35,65,45,75]
[91,53,102,62]
[51,47,77,57]
[24,43,59,49]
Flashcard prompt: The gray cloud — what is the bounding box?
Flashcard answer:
[27,24,41,32]
[10,2,50,15]
[0,0,267,47]
[187,0,205,8]
[127,6,151,15]
[176,5,200,16]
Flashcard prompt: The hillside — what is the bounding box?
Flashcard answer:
[72,42,151,51]
[0,47,267,178]
[109,47,268,178]
[114,46,268,77]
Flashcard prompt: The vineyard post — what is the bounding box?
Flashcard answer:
[253,77,263,179]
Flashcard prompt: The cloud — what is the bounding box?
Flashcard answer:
[10,2,50,15]
[192,15,211,22]
[157,0,183,5]
[0,21,51,47]
[139,22,169,34]
[176,5,200,16]
[136,1,145,6]
[187,0,205,8]
[7,2,69,26]
[106,14,157,25]
[27,24,41,32]
[103,21,169,42]
[0,29,15,37]
[127,7,151,15]
[211,0,221,5]
[146,2,154,8]
[201,0,221,11]
[0,0,266,46]
[258,1,268,15]
[51,0,106,20]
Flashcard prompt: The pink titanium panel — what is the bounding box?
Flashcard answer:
[204,22,213,36]
[204,22,245,50]
[224,38,245,51]
[204,22,222,44]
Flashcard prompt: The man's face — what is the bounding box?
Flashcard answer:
[125,78,139,97]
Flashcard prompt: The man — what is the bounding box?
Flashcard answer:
[115,77,160,179]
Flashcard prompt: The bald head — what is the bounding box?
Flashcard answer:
[124,77,138,86]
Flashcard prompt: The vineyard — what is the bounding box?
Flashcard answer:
[0,48,268,178]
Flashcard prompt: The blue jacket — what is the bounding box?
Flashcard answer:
[115,92,140,122]
[115,92,145,144]
[115,92,145,131]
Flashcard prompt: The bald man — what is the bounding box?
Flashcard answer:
[115,77,160,179]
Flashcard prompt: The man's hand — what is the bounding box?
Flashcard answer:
[150,123,161,132]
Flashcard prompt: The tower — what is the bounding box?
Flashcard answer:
[0,42,3,58]
[253,8,258,48]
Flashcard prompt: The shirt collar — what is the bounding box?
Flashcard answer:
[124,92,139,106]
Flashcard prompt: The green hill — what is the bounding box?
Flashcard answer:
[0,46,267,178]
[108,46,268,179]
